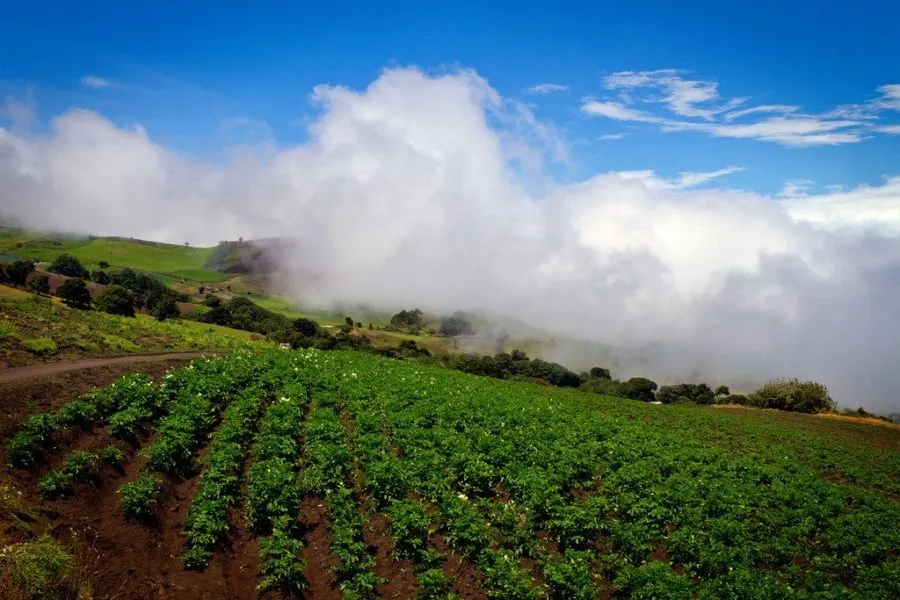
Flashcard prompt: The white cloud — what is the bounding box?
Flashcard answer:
[671,166,745,188]
[527,83,569,95]
[585,70,897,147]
[581,100,661,122]
[724,104,799,121]
[2,66,900,412]
[878,124,900,134]
[598,133,625,140]
[778,179,814,199]
[80,75,113,89]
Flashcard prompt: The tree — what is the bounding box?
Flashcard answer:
[292,318,319,338]
[657,383,715,405]
[7,260,35,287]
[48,254,89,278]
[345,316,354,328]
[510,349,528,361]
[29,274,50,295]
[589,367,612,380]
[389,308,425,332]
[154,298,180,321]
[95,285,135,317]
[58,278,92,309]
[91,270,111,284]
[198,286,205,295]
[439,312,475,337]
[714,385,730,398]
[0,263,7,284]
[620,377,659,402]
[748,378,835,414]
[203,294,222,308]
[98,260,109,269]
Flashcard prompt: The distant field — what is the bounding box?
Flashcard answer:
[0,286,265,367]
[0,230,228,283]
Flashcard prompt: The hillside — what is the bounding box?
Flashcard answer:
[0,349,896,598]
[0,286,264,368]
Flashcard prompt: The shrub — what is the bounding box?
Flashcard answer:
[95,284,135,317]
[48,254,89,279]
[98,260,109,269]
[748,378,835,414]
[28,274,50,295]
[22,338,57,356]
[657,383,715,405]
[119,474,163,518]
[153,298,180,321]
[57,278,91,309]
[619,377,659,402]
[91,270,110,284]
[0,534,85,599]
[7,260,35,287]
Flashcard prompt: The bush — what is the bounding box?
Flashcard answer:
[7,260,35,287]
[657,383,715,405]
[28,275,50,295]
[47,254,88,279]
[22,338,57,356]
[98,260,109,269]
[439,312,474,337]
[91,270,110,284]
[619,377,659,402]
[0,534,85,599]
[95,284,135,317]
[153,298,180,322]
[748,378,835,413]
[202,294,222,308]
[57,278,91,309]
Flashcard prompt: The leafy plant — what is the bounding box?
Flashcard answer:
[119,474,163,518]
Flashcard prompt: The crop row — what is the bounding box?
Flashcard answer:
[246,385,307,593]
[302,395,384,598]
[182,388,265,568]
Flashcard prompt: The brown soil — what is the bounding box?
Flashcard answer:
[363,513,418,599]
[431,533,488,600]
[0,352,214,385]
[0,356,201,439]
[297,496,341,599]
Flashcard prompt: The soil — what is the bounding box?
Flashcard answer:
[0,356,204,439]
[0,359,486,599]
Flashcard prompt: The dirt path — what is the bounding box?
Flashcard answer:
[0,352,216,384]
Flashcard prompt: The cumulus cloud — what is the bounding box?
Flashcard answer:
[526,83,569,95]
[80,75,113,89]
[584,69,899,147]
[1,66,899,412]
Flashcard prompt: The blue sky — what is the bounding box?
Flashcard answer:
[1,1,898,196]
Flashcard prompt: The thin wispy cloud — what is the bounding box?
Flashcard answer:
[778,179,814,199]
[582,69,899,147]
[80,75,113,89]
[526,83,569,95]
[598,133,625,140]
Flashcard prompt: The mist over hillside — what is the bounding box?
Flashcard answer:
[2,67,899,411]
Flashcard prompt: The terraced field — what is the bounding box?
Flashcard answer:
[2,349,898,599]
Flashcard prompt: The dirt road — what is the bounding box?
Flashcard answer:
[0,352,215,384]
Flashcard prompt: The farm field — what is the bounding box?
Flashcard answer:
[0,289,265,368]
[1,349,897,599]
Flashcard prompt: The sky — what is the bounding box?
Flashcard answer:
[1,2,899,411]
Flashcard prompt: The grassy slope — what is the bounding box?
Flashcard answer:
[0,286,266,367]
[0,230,227,282]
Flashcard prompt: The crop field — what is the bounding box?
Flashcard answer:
[2,349,898,599]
